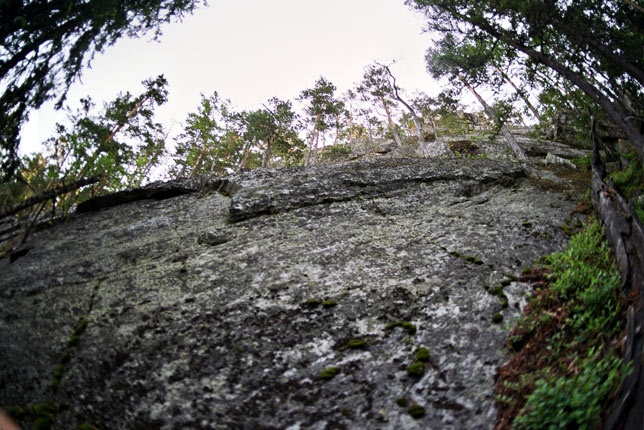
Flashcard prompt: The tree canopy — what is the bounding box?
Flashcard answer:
[407,0,644,160]
[0,76,169,220]
[298,77,345,166]
[171,93,305,177]
[0,0,205,180]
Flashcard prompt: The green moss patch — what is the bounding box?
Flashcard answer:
[450,250,484,265]
[609,151,644,223]
[346,339,368,349]
[406,361,425,378]
[384,321,417,335]
[303,299,337,309]
[414,347,430,363]
[67,318,88,347]
[395,397,408,408]
[487,286,509,309]
[407,404,426,419]
[8,401,67,430]
[318,366,340,381]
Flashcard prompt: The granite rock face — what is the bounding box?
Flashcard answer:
[0,157,587,429]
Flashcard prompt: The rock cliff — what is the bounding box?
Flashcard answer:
[1,149,588,429]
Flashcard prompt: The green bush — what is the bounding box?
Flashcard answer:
[320,144,352,161]
[545,220,617,298]
[545,220,623,339]
[514,349,626,430]
[502,218,630,429]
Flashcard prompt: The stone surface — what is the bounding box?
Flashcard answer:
[0,156,588,429]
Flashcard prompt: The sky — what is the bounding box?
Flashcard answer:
[20,0,439,155]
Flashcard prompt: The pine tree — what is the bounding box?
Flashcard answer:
[0,0,205,180]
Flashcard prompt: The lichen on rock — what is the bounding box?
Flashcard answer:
[0,156,587,429]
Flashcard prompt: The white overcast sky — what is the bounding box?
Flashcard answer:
[20,0,438,155]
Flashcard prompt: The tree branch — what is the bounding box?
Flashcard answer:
[380,63,425,144]
[1,175,102,219]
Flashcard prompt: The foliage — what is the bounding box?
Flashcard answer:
[170,93,304,177]
[1,76,169,219]
[299,77,345,136]
[298,77,345,166]
[543,220,623,339]
[496,218,629,429]
[609,151,644,222]
[1,0,205,180]
[357,63,398,107]
[411,91,485,138]
[339,89,369,143]
[513,348,625,430]
[318,144,352,163]
[53,75,169,190]
[533,86,595,144]
[243,98,305,168]
[171,92,245,177]
[424,21,536,129]
[357,63,405,145]
[407,0,644,161]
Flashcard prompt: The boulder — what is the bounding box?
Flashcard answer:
[0,157,587,429]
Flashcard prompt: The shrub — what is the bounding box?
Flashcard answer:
[496,217,630,429]
[514,349,627,430]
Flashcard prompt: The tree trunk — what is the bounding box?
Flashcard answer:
[311,132,319,166]
[458,74,527,160]
[622,0,644,13]
[333,113,342,145]
[348,111,355,145]
[381,97,403,147]
[304,129,319,167]
[469,18,644,163]
[428,115,439,141]
[0,175,102,219]
[495,65,541,122]
[262,140,272,168]
[383,65,424,144]
[189,146,206,178]
[590,117,644,430]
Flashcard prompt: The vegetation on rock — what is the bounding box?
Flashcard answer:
[318,366,340,381]
[1,76,171,243]
[406,361,426,377]
[407,404,426,419]
[384,321,417,336]
[407,0,643,163]
[495,218,629,429]
[608,151,644,223]
[414,347,430,363]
